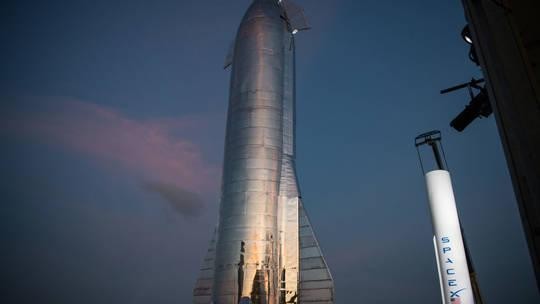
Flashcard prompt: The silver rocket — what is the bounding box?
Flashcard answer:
[193,1,334,303]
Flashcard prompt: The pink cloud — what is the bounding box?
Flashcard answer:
[2,97,220,215]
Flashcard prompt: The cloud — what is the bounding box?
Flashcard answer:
[1,97,220,216]
[143,181,204,217]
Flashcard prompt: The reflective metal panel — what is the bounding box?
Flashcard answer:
[277,28,300,302]
[214,1,285,303]
[194,229,217,304]
[298,201,334,303]
[193,1,333,303]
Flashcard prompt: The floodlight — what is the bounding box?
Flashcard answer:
[461,25,473,44]
[450,89,492,132]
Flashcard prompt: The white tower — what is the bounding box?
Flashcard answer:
[415,131,475,304]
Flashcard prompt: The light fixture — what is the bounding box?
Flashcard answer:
[460,25,479,65]
[450,89,492,132]
[461,25,473,45]
[440,78,492,132]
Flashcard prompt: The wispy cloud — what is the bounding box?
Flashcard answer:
[1,97,220,216]
[142,181,205,217]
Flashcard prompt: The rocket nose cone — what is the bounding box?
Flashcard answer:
[242,0,283,23]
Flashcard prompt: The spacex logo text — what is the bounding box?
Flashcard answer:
[441,236,466,300]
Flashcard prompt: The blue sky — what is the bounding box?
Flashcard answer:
[1,0,538,303]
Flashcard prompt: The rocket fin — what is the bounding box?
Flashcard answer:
[298,200,335,303]
[280,0,311,33]
[224,41,234,69]
[193,229,217,304]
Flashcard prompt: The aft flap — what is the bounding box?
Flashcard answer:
[298,200,335,303]
[280,0,311,34]
[193,229,217,304]
[224,41,234,69]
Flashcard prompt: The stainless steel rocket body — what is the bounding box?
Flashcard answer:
[214,1,286,302]
[194,1,333,303]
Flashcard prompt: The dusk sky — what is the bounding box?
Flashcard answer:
[1,0,539,303]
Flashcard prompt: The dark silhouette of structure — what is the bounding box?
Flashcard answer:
[459,0,540,290]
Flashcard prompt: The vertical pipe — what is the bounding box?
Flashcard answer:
[429,141,445,170]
